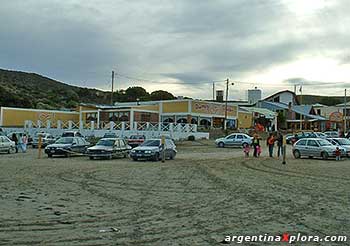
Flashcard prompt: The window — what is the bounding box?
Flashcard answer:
[236,135,243,139]
[273,96,280,102]
[227,135,236,139]
[307,140,319,147]
[140,113,151,122]
[296,139,306,146]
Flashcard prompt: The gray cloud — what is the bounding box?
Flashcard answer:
[0,0,349,99]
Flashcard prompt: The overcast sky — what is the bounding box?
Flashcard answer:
[1,0,349,100]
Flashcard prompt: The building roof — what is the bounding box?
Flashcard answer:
[260,101,325,120]
[262,90,300,105]
[240,106,276,119]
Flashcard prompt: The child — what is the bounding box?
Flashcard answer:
[243,144,250,158]
[335,147,341,161]
[257,145,262,157]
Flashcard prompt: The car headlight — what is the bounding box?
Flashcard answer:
[131,150,136,153]
[145,150,152,154]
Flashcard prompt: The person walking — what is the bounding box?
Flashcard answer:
[11,133,18,153]
[267,133,275,158]
[252,134,260,158]
[277,132,284,158]
[243,143,250,158]
[22,134,28,153]
[335,147,341,161]
[18,133,24,153]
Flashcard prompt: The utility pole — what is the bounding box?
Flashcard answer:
[224,78,229,132]
[110,70,115,105]
[212,82,215,101]
[344,89,347,133]
[300,85,303,131]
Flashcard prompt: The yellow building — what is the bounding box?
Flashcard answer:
[1,99,239,129]
[238,111,253,129]
[0,107,79,127]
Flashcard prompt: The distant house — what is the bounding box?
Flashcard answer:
[256,90,325,131]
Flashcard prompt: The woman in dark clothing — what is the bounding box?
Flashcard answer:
[277,132,283,158]
[11,133,18,153]
[252,134,260,158]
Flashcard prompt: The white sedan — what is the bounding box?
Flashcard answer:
[0,136,16,154]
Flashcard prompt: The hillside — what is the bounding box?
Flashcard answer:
[296,95,347,106]
[0,69,176,110]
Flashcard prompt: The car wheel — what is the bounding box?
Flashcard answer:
[218,142,225,148]
[89,156,94,160]
[321,152,329,160]
[293,150,301,159]
[170,151,175,160]
[8,147,16,154]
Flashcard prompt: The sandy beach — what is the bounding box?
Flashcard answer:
[0,142,349,245]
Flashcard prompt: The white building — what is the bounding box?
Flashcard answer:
[247,87,262,105]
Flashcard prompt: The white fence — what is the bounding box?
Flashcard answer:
[9,120,209,140]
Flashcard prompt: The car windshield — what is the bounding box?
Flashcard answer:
[55,137,73,144]
[141,140,160,146]
[318,139,332,146]
[97,139,115,146]
[336,138,350,145]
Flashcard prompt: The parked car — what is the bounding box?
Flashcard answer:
[215,133,252,148]
[32,133,56,148]
[102,132,118,138]
[87,138,131,160]
[324,131,339,138]
[0,136,16,154]
[292,138,346,160]
[127,135,146,148]
[45,137,90,157]
[62,131,83,138]
[130,139,177,161]
[327,138,350,157]
[309,132,328,139]
[285,134,294,144]
[289,132,314,144]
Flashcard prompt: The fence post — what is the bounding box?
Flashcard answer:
[57,120,62,129]
[110,121,115,130]
[90,121,95,130]
[193,124,197,132]
[169,123,174,133]
[79,120,83,130]
[37,120,42,129]
[46,120,51,129]
[146,122,150,131]
[68,121,73,129]
[134,122,138,131]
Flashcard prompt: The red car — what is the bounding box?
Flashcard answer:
[127,135,145,148]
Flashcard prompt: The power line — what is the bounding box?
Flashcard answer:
[116,73,225,85]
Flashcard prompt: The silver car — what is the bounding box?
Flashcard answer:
[324,131,339,138]
[293,138,346,160]
[0,136,16,154]
[215,133,252,148]
[327,138,350,157]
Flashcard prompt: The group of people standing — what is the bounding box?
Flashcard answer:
[11,133,28,153]
[243,132,285,158]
